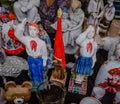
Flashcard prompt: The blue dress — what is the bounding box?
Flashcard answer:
[74,56,92,75]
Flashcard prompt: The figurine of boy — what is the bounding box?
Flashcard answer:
[15,18,48,84]
[74,24,98,83]
[96,0,115,36]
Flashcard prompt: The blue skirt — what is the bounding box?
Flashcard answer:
[74,56,92,75]
[28,56,44,83]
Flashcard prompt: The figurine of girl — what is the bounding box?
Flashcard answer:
[74,24,98,83]
[15,18,48,84]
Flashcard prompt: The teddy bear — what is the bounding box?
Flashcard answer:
[4,81,32,104]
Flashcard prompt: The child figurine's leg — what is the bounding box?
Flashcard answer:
[28,57,44,91]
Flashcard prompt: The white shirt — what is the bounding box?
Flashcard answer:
[15,23,48,66]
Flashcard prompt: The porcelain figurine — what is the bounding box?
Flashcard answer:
[50,8,67,85]
[39,25,54,69]
[51,0,84,55]
[65,0,85,54]
[0,6,25,54]
[100,19,120,58]
[15,18,48,86]
[92,43,120,104]
[96,0,115,37]
[13,0,40,23]
[0,24,28,84]
[87,0,104,26]
[5,81,32,104]
[74,24,98,83]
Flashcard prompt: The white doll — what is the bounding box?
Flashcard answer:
[87,0,104,26]
[51,0,84,55]
[96,0,115,36]
[15,18,48,84]
[13,0,40,23]
[65,0,84,54]
[74,25,98,83]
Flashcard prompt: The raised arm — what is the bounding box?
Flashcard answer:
[76,30,87,45]
[14,19,27,44]
[76,25,92,45]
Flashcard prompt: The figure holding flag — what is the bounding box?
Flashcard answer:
[50,8,67,85]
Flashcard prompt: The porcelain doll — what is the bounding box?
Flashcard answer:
[15,18,48,84]
[100,19,120,58]
[39,25,54,69]
[74,24,98,83]
[96,0,115,36]
[87,0,104,26]
[13,0,40,23]
[65,0,85,54]
[51,0,84,55]
[0,5,25,54]
[92,43,120,104]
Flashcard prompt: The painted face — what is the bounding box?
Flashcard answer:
[62,12,69,19]
[87,26,95,39]
[29,26,39,38]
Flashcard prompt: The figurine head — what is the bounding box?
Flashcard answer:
[5,81,32,104]
[62,7,69,19]
[86,25,95,39]
[39,25,47,37]
[71,0,81,10]
[28,23,39,38]
[107,0,114,4]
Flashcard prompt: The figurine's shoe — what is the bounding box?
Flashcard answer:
[75,75,84,84]
[66,62,75,69]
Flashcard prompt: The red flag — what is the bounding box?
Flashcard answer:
[54,17,66,70]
